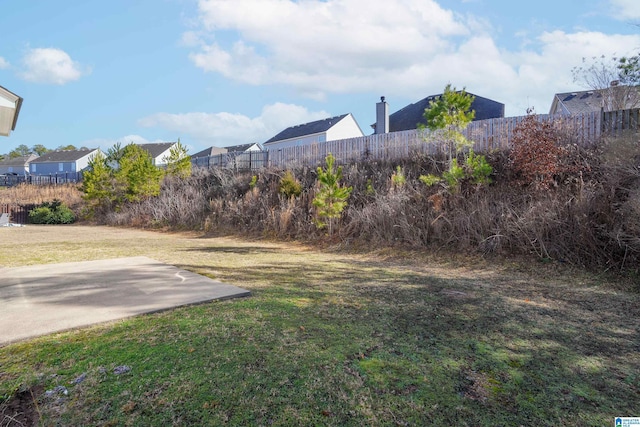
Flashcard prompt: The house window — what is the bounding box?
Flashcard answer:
[71,163,76,172]
[8,167,13,173]
[32,164,36,173]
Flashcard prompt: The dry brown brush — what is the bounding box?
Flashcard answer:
[98,129,640,273]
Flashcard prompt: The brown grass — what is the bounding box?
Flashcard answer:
[0,183,83,207]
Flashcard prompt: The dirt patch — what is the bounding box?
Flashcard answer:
[0,386,42,427]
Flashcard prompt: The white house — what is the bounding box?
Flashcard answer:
[0,85,23,137]
[263,114,364,151]
[137,142,177,167]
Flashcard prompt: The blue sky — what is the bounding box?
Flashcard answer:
[1,0,639,155]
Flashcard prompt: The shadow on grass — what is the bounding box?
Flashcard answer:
[2,242,639,426]
[170,254,640,424]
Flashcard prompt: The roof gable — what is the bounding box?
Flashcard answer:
[224,143,262,152]
[264,114,349,144]
[551,86,640,114]
[137,142,176,159]
[0,154,38,167]
[32,149,98,163]
[191,146,227,158]
[386,92,505,133]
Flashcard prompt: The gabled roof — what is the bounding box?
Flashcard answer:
[0,85,23,136]
[384,93,505,133]
[137,142,176,158]
[0,154,38,167]
[32,149,98,163]
[550,86,640,115]
[191,146,227,158]
[224,143,262,152]
[264,114,350,145]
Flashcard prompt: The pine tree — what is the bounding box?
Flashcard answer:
[312,153,352,236]
[164,139,192,179]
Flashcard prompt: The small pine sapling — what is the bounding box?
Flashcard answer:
[312,153,352,236]
[390,165,406,189]
[279,170,302,198]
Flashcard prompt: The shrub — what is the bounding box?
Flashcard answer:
[419,150,492,192]
[509,114,564,188]
[29,200,75,224]
[279,170,302,198]
[465,149,493,185]
[249,175,258,190]
[390,165,406,188]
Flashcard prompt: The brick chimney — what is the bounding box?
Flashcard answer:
[375,96,389,134]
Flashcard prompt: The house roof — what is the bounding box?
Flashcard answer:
[32,149,98,163]
[550,86,640,114]
[137,142,176,159]
[0,153,38,167]
[191,146,227,158]
[224,142,262,152]
[0,85,23,137]
[383,93,505,133]
[264,114,350,145]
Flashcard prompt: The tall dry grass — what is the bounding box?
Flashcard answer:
[99,131,640,273]
[0,183,83,207]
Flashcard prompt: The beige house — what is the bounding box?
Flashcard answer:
[0,85,23,137]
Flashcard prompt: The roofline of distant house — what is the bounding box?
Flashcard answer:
[263,130,328,145]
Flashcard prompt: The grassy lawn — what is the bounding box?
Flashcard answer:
[1,225,639,426]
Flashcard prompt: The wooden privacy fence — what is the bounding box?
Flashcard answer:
[262,109,635,169]
[191,108,636,171]
[191,151,268,171]
[0,203,35,224]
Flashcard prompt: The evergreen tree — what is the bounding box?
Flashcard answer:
[82,143,164,216]
[421,84,475,167]
[312,153,352,236]
[115,143,163,203]
[164,139,192,179]
[82,151,115,215]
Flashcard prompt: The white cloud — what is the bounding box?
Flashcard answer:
[138,102,330,147]
[186,0,640,116]
[188,0,469,91]
[20,47,89,85]
[0,57,9,69]
[610,0,640,20]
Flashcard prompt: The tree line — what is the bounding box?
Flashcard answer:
[0,144,87,161]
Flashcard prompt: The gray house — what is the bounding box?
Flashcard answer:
[549,85,640,115]
[371,92,505,134]
[0,154,37,175]
[29,149,100,176]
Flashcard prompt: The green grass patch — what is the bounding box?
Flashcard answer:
[1,226,639,426]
